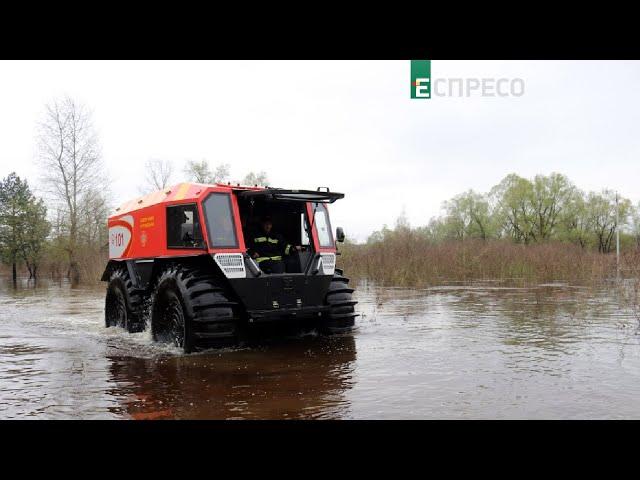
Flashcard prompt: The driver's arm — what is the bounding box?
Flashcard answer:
[283,236,301,255]
[246,233,258,258]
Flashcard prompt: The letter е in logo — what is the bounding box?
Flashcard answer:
[411,60,431,99]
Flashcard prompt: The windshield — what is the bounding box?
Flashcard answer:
[313,203,334,248]
[202,193,238,248]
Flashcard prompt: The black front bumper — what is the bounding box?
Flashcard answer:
[227,273,333,322]
[247,304,330,322]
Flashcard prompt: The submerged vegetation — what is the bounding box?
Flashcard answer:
[340,236,633,287]
[340,172,640,287]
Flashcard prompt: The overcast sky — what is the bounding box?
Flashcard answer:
[0,60,638,242]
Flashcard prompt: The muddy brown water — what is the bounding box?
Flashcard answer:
[1,277,639,419]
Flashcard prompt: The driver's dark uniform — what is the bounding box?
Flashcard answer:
[247,232,294,274]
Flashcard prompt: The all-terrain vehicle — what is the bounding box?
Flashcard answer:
[102,182,357,352]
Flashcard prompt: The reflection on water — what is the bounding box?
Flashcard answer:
[108,336,356,420]
[1,277,639,419]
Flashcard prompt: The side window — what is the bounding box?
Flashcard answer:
[202,193,238,248]
[166,204,204,248]
[301,213,310,246]
[314,203,334,248]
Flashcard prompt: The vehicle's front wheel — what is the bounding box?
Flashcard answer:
[321,269,358,334]
[151,273,192,352]
[150,265,239,353]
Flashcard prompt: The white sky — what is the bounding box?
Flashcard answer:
[0,60,638,242]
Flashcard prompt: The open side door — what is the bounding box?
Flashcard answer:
[237,188,344,203]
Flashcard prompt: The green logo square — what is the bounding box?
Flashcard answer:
[411,60,431,99]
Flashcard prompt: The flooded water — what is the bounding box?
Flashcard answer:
[1,276,639,419]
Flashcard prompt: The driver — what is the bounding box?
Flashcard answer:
[247,216,301,274]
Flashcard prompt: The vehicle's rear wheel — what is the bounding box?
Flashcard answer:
[150,265,239,353]
[105,268,144,333]
[321,269,358,334]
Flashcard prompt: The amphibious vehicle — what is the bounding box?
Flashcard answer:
[102,182,357,352]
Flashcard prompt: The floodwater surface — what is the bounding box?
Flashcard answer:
[1,277,639,419]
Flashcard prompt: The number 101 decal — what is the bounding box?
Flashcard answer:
[109,215,134,258]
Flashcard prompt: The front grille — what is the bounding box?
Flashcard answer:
[319,253,336,275]
[213,253,246,278]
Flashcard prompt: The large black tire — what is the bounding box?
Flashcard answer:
[105,268,145,333]
[321,269,357,334]
[150,265,239,353]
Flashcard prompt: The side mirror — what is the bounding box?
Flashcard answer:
[336,227,345,243]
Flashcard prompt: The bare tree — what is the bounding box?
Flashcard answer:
[242,171,269,186]
[183,159,230,184]
[632,202,640,249]
[139,158,174,194]
[213,163,231,183]
[37,97,105,284]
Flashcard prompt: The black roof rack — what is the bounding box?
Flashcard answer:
[237,188,344,204]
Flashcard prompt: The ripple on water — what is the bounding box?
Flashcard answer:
[1,277,640,419]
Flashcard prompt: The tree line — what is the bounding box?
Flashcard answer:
[0,96,269,284]
[4,98,637,284]
[369,173,640,253]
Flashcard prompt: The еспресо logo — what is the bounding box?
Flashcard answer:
[410,60,526,99]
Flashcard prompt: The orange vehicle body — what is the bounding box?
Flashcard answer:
[108,182,337,262]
